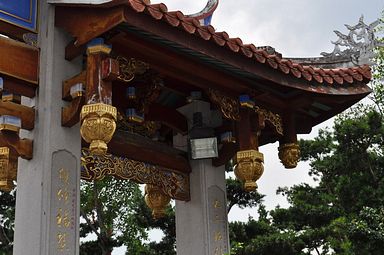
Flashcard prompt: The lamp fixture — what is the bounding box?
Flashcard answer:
[189,112,218,159]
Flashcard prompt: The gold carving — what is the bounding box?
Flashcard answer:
[81,149,190,201]
[0,147,17,192]
[117,56,149,82]
[254,106,283,135]
[56,208,71,228]
[80,103,117,155]
[144,184,171,219]
[207,89,240,121]
[234,150,264,192]
[57,232,68,251]
[87,45,111,55]
[278,143,300,168]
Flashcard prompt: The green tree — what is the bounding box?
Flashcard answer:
[79,177,146,255]
[0,191,15,255]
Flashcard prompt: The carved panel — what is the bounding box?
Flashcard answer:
[81,149,190,201]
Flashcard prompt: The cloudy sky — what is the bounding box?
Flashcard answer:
[113,0,383,253]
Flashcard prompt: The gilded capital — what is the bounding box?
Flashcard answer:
[80,103,117,155]
[0,147,17,192]
[144,184,171,219]
[234,150,264,192]
[278,143,300,168]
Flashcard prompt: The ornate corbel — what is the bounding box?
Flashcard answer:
[144,184,171,219]
[235,149,264,191]
[0,147,18,192]
[278,113,300,168]
[278,143,300,168]
[80,103,117,155]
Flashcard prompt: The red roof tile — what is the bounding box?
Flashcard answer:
[63,0,372,86]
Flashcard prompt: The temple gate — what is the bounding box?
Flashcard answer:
[0,0,373,254]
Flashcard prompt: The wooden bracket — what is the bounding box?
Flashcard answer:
[62,71,86,101]
[62,71,86,127]
[62,96,86,127]
[0,101,35,130]
[0,131,33,160]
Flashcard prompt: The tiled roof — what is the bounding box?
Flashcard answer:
[122,0,371,85]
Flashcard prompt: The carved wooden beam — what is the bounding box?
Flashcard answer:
[55,6,125,48]
[146,104,188,135]
[0,36,38,86]
[0,101,35,130]
[81,149,190,201]
[108,130,191,174]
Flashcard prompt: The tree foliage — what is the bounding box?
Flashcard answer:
[230,22,384,253]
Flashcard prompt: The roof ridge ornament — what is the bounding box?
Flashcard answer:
[185,0,219,26]
[320,15,383,66]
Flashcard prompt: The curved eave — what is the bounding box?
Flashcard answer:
[55,1,371,96]
[118,22,372,98]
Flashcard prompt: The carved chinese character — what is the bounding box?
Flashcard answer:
[57,188,69,203]
[57,232,67,251]
[214,246,223,255]
[214,231,223,242]
[213,199,221,208]
[59,168,69,185]
[57,208,71,228]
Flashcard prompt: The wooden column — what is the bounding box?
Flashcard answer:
[80,38,117,155]
[234,99,264,191]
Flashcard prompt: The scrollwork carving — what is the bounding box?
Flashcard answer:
[207,88,240,121]
[116,56,149,82]
[81,149,190,201]
[254,106,283,136]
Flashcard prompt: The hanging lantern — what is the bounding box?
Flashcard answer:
[0,147,17,192]
[278,143,300,168]
[80,103,117,155]
[144,184,171,219]
[234,149,264,192]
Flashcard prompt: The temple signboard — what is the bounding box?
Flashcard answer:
[0,0,38,32]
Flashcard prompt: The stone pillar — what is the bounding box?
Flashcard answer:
[175,101,230,255]
[13,2,81,255]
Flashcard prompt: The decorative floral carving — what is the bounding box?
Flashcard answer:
[116,56,149,82]
[207,88,240,121]
[234,149,264,192]
[254,106,283,136]
[81,149,190,201]
[80,103,117,155]
[145,184,171,219]
[278,143,300,168]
